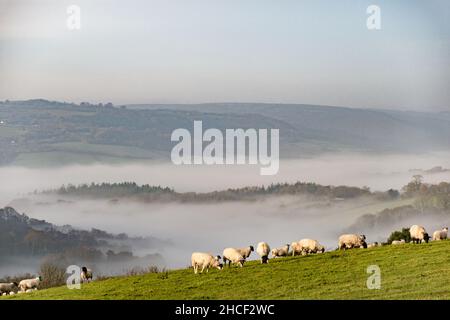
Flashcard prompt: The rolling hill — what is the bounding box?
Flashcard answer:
[5,240,450,300]
[1,100,449,166]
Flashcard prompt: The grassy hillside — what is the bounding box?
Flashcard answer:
[5,241,450,300]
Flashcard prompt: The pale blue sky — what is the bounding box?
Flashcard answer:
[0,0,448,110]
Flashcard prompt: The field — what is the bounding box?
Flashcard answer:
[5,240,450,300]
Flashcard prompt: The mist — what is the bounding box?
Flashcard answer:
[8,194,387,269]
[1,152,450,275]
[1,152,450,203]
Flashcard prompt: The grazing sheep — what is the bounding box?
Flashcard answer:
[290,241,302,256]
[391,239,406,245]
[191,252,223,274]
[303,239,325,255]
[235,246,254,259]
[256,242,271,263]
[409,225,430,244]
[432,227,448,241]
[0,282,18,295]
[81,267,93,283]
[1,293,6,296]
[18,276,41,292]
[338,234,367,250]
[222,248,246,267]
[25,289,34,293]
[9,292,15,296]
[293,239,325,255]
[271,244,290,258]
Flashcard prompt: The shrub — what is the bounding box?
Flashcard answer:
[39,262,67,289]
[387,228,411,244]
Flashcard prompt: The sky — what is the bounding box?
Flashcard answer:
[0,0,449,111]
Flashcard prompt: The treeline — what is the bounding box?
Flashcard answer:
[402,176,450,210]
[0,207,157,260]
[43,181,394,202]
[50,182,174,198]
[43,179,450,204]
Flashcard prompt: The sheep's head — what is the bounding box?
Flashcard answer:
[82,266,88,273]
[249,245,254,252]
[359,234,366,241]
[444,227,449,232]
[423,233,430,243]
[37,276,42,281]
[12,282,18,287]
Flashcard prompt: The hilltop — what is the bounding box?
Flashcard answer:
[1,100,450,166]
[5,240,450,300]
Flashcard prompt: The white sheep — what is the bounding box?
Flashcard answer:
[256,242,271,263]
[291,241,302,256]
[222,248,246,267]
[367,242,379,248]
[296,239,325,255]
[432,227,448,241]
[409,225,430,244]
[18,276,41,292]
[0,282,18,295]
[391,239,405,245]
[81,267,93,283]
[271,244,290,258]
[9,292,15,296]
[338,234,367,250]
[25,289,34,293]
[191,252,223,274]
[235,246,254,259]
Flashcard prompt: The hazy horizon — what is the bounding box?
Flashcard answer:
[1,0,449,111]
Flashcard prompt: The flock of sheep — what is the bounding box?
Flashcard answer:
[0,266,92,296]
[0,225,447,294]
[190,225,449,274]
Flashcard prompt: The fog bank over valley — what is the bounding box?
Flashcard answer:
[1,152,450,274]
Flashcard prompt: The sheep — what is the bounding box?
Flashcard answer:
[0,282,18,295]
[9,292,15,296]
[432,227,448,241]
[256,242,271,263]
[18,276,41,292]
[25,289,34,293]
[290,241,302,256]
[391,239,405,245]
[235,246,254,259]
[191,252,223,274]
[271,244,290,258]
[409,225,430,244]
[81,266,93,283]
[338,234,367,250]
[222,248,246,267]
[296,239,325,255]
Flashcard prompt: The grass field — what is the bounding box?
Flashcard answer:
[4,240,450,300]
[11,142,165,167]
